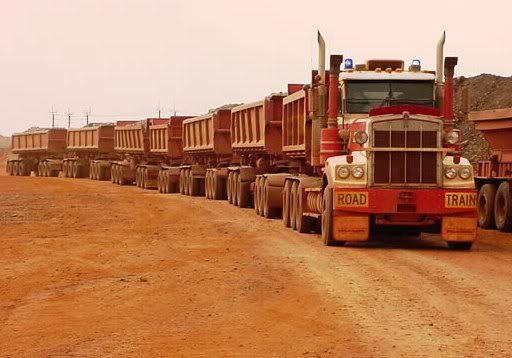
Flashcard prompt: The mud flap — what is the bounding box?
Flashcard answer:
[333,212,370,242]
[441,215,477,242]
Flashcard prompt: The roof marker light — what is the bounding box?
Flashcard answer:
[344,58,353,69]
[412,59,421,66]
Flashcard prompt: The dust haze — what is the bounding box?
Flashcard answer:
[1,0,511,135]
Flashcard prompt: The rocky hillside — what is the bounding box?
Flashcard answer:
[455,74,512,164]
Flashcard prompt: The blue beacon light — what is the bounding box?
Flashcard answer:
[344,58,353,69]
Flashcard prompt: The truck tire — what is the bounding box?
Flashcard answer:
[282,180,292,227]
[111,165,117,184]
[227,172,234,204]
[157,171,163,193]
[254,177,261,215]
[119,166,127,185]
[289,181,298,229]
[44,162,50,177]
[189,170,199,196]
[231,172,239,205]
[13,161,20,176]
[494,182,512,231]
[180,170,185,195]
[135,167,141,187]
[478,184,497,229]
[447,242,473,250]
[296,182,312,233]
[212,172,223,200]
[71,162,78,178]
[6,161,12,175]
[322,187,343,246]
[20,162,29,176]
[237,175,249,208]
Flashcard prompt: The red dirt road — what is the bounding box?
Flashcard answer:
[1,173,512,357]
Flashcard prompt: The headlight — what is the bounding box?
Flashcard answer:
[444,130,460,145]
[444,166,457,179]
[337,166,350,179]
[352,166,365,179]
[459,167,472,180]
[354,131,368,145]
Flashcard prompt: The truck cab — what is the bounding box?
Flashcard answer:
[321,57,477,249]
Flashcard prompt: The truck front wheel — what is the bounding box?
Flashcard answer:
[494,182,512,232]
[322,187,344,246]
[478,184,497,229]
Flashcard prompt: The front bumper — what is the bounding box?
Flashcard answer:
[331,188,477,242]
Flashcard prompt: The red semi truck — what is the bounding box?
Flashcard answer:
[230,33,477,249]
[469,108,512,231]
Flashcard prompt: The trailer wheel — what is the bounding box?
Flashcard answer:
[253,177,261,215]
[447,241,473,250]
[70,162,77,178]
[212,172,223,200]
[289,181,298,229]
[119,166,127,185]
[157,171,163,193]
[322,187,341,246]
[93,162,99,180]
[227,172,233,204]
[282,180,292,227]
[20,162,28,176]
[189,170,199,196]
[296,182,312,233]
[494,182,512,231]
[237,175,249,208]
[111,165,117,184]
[6,161,12,176]
[478,184,497,229]
[18,162,25,176]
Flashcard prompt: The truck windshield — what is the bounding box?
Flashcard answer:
[344,80,435,114]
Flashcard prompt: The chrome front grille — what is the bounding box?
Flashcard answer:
[371,119,441,186]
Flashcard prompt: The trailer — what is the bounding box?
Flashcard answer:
[62,124,116,180]
[181,108,235,198]
[225,93,289,208]
[469,108,512,231]
[7,128,67,177]
[144,116,192,192]
[110,120,149,186]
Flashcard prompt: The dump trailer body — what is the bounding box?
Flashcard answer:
[149,116,191,160]
[183,109,232,156]
[180,109,234,198]
[12,128,67,154]
[470,108,512,177]
[7,128,67,176]
[63,125,116,180]
[66,125,115,153]
[115,122,149,154]
[231,94,285,156]
[282,89,311,161]
[469,108,512,231]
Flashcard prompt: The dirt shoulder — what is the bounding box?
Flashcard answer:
[1,175,511,357]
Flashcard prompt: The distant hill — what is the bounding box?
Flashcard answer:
[0,135,10,149]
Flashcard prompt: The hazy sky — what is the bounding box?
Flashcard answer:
[1,0,511,135]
